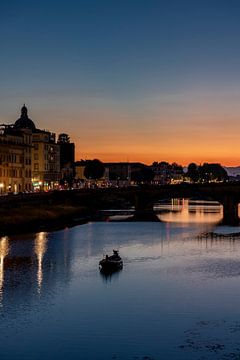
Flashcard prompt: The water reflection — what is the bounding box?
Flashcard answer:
[34,232,48,293]
[0,236,9,304]
[99,268,123,283]
[2,202,240,359]
[156,198,223,223]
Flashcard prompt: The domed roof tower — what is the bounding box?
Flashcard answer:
[14,104,36,131]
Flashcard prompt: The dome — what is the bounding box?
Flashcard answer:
[14,105,36,131]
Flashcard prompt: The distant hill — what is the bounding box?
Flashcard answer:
[224,166,240,176]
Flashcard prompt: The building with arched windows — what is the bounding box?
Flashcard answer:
[0,105,61,193]
[15,105,60,191]
[0,124,32,193]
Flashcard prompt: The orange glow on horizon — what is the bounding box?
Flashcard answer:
[75,151,240,167]
[4,93,240,167]
[60,98,240,167]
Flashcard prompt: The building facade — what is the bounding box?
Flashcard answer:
[32,130,60,190]
[13,105,61,191]
[0,126,32,193]
[57,133,75,186]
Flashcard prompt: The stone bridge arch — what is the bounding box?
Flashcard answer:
[132,185,240,225]
[70,184,240,225]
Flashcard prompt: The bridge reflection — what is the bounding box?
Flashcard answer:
[156,199,223,223]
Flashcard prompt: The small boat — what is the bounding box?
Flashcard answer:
[99,250,123,272]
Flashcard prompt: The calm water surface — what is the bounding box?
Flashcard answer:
[1,200,240,359]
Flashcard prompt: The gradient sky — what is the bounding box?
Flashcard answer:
[1,0,240,165]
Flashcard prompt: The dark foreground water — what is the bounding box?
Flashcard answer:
[1,201,240,359]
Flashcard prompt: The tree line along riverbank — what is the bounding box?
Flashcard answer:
[0,203,94,236]
[0,189,131,236]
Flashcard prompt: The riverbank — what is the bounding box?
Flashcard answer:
[0,204,94,236]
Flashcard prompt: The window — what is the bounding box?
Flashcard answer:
[34,153,38,160]
[34,163,39,171]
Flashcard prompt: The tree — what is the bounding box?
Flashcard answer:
[198,163,228,182]
[84,159,105,180]
[131,167,155,184]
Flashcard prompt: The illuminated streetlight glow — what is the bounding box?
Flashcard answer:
[0,236,9,306]
[34,232,48,294]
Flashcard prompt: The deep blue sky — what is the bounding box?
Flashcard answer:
[1,0,240,163]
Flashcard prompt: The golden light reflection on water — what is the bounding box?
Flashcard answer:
[34,232,48,293]
[156,199,223,223]
[0,236,9,305]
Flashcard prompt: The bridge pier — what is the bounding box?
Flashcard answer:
[134,193,160,222]
[221,197,239,226]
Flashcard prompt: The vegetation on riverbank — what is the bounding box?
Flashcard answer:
[0,188,134,236]
[0,204,93,236]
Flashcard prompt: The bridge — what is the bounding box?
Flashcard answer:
[71,183,240,225]
[1,182,240,225]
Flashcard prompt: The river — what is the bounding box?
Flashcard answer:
[1,199,240,359]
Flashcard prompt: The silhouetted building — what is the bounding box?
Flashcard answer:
[104,162,131,181]
[151,161,184,184]
[14,104,36,132]
[57,134,75,186]
[14,105,60,190]
[104,162,146,183]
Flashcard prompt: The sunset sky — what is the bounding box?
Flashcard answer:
[1,0,240,165]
